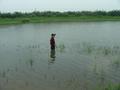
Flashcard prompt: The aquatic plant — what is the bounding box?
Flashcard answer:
[102,47,111,56]
[29,59,34,67]
[57,44,65,53]
[93,63,98,75]
[81,43,95,54]
[112,57,120,68]
[2,71,6,78]
[86,46,93,54]
[104,84,120,90]
[76,42,120,57]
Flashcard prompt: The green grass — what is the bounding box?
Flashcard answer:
[104,84,120,90]
[0,16,120,25]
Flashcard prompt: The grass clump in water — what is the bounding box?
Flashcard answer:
[57,44,65,53]
[103,47,111,56]
[29,59,34,67]
[104,84,120,90]
[112,57,120,68]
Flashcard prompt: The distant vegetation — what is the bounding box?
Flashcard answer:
[0,10,120,25]
[0,10,120,18]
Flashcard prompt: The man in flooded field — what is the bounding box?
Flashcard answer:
[50,33,56,58]
[50,33,56,50]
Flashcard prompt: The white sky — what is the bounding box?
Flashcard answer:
[0,0,120,12]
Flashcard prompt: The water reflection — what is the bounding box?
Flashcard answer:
[49,49,56,64]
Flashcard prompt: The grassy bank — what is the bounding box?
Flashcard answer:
[0,16,120,25]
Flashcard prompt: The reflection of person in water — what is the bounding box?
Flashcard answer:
[49,49,56,64]
[50,49,56,58]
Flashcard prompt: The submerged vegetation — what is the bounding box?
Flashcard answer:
[74,42,120,56]
[103,84,120,90]
[0,41,120,90]
[0,10,120,24]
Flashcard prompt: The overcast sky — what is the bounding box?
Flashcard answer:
[0,0,120,12]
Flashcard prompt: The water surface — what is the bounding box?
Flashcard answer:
[0,22,120,90]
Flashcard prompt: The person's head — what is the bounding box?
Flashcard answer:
[51,33,56,37]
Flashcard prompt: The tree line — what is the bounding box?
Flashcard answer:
[0,10,120,18]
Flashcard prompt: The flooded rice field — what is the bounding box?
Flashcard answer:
[0,22,120,90]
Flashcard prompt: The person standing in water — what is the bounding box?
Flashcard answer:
[50,33,56,58]
[50,33,56,50]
